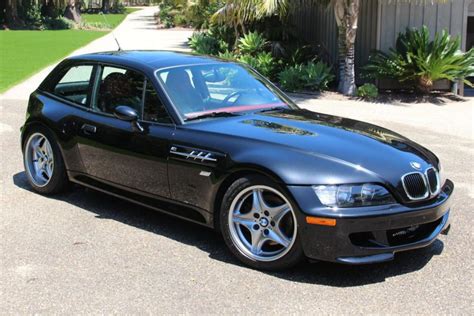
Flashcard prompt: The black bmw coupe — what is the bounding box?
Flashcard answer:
[21,51,453,270]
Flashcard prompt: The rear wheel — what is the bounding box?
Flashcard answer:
[220,175,304,270]
[23,127,69,194]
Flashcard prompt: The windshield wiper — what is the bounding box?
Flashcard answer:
[185,111,240,122]
[257,106,288,113]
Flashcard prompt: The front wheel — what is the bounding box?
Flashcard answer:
[220,175,304,270]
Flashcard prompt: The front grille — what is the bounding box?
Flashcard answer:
[402,172,428,200]
[426,168,439,194]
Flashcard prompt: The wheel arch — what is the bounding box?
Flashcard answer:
[21,120,69,169]
[21,121,53,150]
[212,164,290,232]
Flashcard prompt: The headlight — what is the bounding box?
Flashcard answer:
[313,184,395,208]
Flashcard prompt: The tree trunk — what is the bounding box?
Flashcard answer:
[336,23,346,92]
[334,0,359,96]
[102,0,111,13]
[4,0,19,25]
[334,1,345,92]
[41,0,57,18]
[0,0,7,25]
[64,0,81,23]
[342,42,356,95]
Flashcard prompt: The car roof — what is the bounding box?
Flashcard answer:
[67,50,227,72]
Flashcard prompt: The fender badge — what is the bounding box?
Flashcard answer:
[410,161,422,170]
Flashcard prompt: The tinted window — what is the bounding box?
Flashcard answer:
[143,80,171,124]
[53,65,94,106]
[95,66,144,117]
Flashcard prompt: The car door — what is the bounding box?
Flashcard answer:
[75,64,174,198]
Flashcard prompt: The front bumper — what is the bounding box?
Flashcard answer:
[287,180,453,264]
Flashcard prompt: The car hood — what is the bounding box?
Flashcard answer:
[187,109,439,181]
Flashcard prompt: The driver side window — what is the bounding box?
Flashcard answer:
[143,80,172,124]
[94,66,145,117]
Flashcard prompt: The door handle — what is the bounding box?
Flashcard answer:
[81,124,97,135]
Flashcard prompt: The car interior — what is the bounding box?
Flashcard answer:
[96,69,144,117]
[160,64,283,117]
[53,65,94,106]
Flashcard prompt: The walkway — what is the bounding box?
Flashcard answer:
[0,6,193,100]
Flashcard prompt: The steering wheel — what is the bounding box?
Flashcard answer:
[222,91,243,105]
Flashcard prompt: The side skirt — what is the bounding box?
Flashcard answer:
[68,171,213,228]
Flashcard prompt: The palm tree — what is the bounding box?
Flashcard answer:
[211,0,288,42]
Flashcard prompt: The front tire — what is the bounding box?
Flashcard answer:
[220,175,304,270]
[23,127,69,195]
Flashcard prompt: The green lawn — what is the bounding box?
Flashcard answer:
[82,8,139,29]
[0,8,139,93]
[0,30,106,93]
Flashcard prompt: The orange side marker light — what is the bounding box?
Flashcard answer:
[306,216,336,226]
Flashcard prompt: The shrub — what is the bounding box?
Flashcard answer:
[188,32,227,55]
[278,62,334,92]
[364,26,474,93]
[208,25,235,51]
[173,14,187,26]
[162,16,174,28]
[285,45,318,66]
[158,5,174,27]
[303,62,334,90]
[278,67,303,91]
[111,3,126,14]
[238,54,259,69]
[357,83,378,99]
[158,5,172,20]
[218,50,237,60]
[44,16,76,30]
[168,9,181,18]
[19,3,43,29]
[80,21,110,30]
[239,52,277,79]
[185,1,220,30]
[237,31,268,56]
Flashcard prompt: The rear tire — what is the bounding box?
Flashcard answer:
[220,175,304,270]
[23,126,70,195]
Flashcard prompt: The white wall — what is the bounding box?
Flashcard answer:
[377,0,472,52]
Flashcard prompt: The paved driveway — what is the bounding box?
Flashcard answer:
[1,95,473,314]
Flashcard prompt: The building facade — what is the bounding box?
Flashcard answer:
[289,0,474,94]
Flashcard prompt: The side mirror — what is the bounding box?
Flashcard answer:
[114,105,138,121]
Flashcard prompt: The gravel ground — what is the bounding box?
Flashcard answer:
[1,95,473,314]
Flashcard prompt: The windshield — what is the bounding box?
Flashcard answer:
[155,63,297,121]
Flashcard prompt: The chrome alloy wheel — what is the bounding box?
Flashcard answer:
[228,185,297,262]
[24,133,54,187]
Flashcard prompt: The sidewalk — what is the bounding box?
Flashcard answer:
[0,7,193,101]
